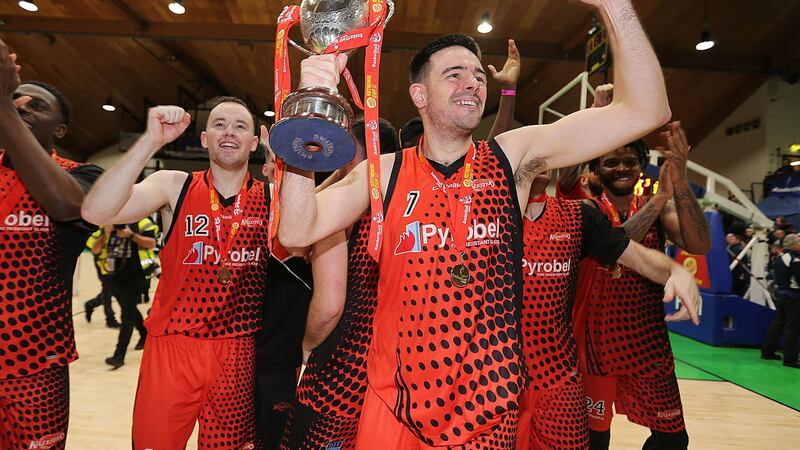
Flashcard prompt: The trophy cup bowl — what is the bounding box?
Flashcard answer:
[269,0,369,171]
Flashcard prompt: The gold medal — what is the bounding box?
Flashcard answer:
[217,266,233,284]
[611,264,622,279]
[451,263,470,288]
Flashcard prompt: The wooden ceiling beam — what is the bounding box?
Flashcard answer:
[0,15,785,75]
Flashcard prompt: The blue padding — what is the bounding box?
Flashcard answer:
[666,292,775,346]
[705,211,732,294]
[269,117,356,171]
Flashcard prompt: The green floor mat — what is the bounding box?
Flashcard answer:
[674,359,722,381]
[670,332,800,411]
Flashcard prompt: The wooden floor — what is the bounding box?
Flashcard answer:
[66,253,800,449]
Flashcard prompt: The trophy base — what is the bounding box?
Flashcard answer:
[269,116,357,171]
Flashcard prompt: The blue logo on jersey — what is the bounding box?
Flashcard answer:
[394,221,421,255]
[325,441,344,450]
[182,241,204,265]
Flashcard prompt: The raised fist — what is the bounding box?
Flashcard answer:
[299,54,348,91]
[145,106,191,147]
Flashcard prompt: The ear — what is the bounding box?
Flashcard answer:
[409,83,426,109]
[249,134,259,153]
[53,124,68,140]
[200,130,208,149]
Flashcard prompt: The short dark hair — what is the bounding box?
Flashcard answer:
[208,96,255,132]
[588,139,650,172]
[352,117,400,155]
[409,34,482,83]
[399,116,423,148]
[23,81,72,124]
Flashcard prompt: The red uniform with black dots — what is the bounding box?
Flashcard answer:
[575,195,686,433]
[517,197,628,450]
[357,141,525,448]
[0,154,101,450]
[283,215,378,450]
[132,171,269,450]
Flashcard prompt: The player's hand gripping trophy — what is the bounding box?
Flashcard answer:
[270,0,394,171]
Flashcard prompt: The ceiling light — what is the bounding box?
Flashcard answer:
[695,30,714,51]
[263,110,275,118]
[695,0,714,51]
[477,12,492,34]
[168,0,186,15]
[102,98,116,112]
[789,144,800,153]
[18,1,38,12]
[791,161,800,167]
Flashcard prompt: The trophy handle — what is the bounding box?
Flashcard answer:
[289,0,395,57]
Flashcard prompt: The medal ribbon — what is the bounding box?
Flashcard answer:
[268,5,301,255]
[599,191,638,227]
[208,171,250,271]
[416,135,479,257]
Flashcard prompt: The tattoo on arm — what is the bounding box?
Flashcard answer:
[623,199,665,242]
[515,156,547,186]
[674,187,711,246]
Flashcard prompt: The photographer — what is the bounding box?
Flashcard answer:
[96,218,159,369]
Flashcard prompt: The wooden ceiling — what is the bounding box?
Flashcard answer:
[1,0,798,160]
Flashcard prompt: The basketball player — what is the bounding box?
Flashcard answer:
[277,1,682,447]
[82,98,269,449]
[517,172,699,450]
[568,113,710,448]
[0,41,103,450]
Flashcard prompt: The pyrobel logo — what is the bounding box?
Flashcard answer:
[28,432,65,449]
[182,242,262,266]
[522,257,572,277]
[3,210,50,230]
[394,219,501,255]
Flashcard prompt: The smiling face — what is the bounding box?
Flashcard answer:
[594,146,642,197]
[411,46,487,134]
[13,84,67,150]
[200,102,258,170]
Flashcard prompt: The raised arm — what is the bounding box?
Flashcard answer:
[496,0,670,181]
[302,230,348,363]
[486,39,520,141]
[557,84,615,194]
[276,54,373,248]
[0,42,87,221]
[81,106,190,226]
[658,122,711,254]
[617,240,701,324]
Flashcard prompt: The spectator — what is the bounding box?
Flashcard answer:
[97,219,159,369]
[761,234,800,368]
[727,233,749,296]
[85,231,121,328]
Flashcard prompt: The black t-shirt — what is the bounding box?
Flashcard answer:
[255,256,313,371]
[105,220,158,282]
[580,202,630,264]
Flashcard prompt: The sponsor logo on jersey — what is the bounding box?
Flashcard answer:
[522,258,572,277]
[241,216,264,227]
[394,221,421,255]
[182,242,262,266]
[549,232,571,241]
[28,432,65,449]
[1,210,51,231]
[394,219,501,254]
[325,441,344,450]
[470,178,496,192]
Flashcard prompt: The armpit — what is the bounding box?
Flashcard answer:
[514,155,547,186]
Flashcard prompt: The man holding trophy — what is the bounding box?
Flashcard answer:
[272,0,691,447]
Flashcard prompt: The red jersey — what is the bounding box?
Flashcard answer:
[146,171,269,339]
[0,154,102,379]
[370,141,525,446]
[576,195,673,378]
[288,214,377,449]
[521,197,628,390]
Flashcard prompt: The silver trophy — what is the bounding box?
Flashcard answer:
[270,0,394,171]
